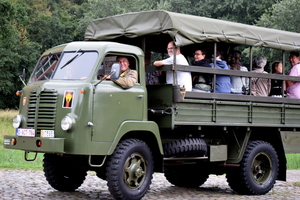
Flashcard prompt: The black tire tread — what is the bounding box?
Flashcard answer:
[226,140,279,195]
[106,138,154,200]
[43,154,87,191]
[163,138,207,157]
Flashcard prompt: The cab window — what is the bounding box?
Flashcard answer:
[31,53,60,82]
[52,51,98,80]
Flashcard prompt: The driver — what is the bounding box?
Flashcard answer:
[113,56,138,89]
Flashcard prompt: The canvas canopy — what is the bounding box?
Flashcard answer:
[85,10,300,52]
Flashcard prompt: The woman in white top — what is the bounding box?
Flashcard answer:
[228,50,249,94]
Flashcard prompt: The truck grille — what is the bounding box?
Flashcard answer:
[27,89,58,136]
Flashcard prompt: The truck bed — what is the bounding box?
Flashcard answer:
[147,84,300,129]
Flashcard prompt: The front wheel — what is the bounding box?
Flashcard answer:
[226,140,279,195]
[106,139,154,200]
[43,154,87,191]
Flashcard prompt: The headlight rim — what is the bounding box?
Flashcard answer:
[12,115,22,129]
[61,116,73,131]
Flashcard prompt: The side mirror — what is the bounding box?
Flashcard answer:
[22,68,26,80]
[19,68,27,86]
[110,62,121,81]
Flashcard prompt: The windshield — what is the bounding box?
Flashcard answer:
[31,53,61,82]
[52,51,98,80]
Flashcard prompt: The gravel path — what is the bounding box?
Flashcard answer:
[0,170,299,200]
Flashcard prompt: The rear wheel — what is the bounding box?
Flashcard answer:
[226,140,279,195]
[43,154,87,191]
[106,139,154,200]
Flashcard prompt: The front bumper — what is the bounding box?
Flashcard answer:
[3,135,65,153]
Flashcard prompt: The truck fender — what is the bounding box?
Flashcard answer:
[107,120,163,155]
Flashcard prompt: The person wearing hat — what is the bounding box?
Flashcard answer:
[113,56,138,89]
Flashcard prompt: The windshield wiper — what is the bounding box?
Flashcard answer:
[60,49,84,69]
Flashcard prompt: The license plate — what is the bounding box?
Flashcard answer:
[40,130,55,138]
[16,129,35,137]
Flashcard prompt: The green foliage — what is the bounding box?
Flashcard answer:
[239,46,287,73]
[257,0,300,32]
[0,0,21,46]
[167,0,194,14]
[0,0,88,109]
[0,1,40,109]
[190,0,278,25]
[255,0,300,71]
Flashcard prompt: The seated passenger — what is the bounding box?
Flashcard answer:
[192,49,212,92]
[113,56,138,89]
[145,51,161,85]
[270,61,284,97]
[210,51,231,94]
[153,41,192,91]
[251,56,271,96]
[63,65,87,80]
[228,50,249,94]
[286,52,300,99]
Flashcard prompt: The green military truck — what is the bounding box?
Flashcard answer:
[4,10,300,200]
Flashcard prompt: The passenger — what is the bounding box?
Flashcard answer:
[113,56,138,89]
[286,51,300,98]
[210,51,231,94]
[153,41,192,91]
[63,65,87,80]
[145,51,160,85]
[63,65,76,79]
[228,50,249,94]
[269,61,285,97]
[251,56,271,96]
[192,49,212,92]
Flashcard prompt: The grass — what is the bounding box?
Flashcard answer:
[286,154,300,170]
[293,182,300,187]
[0,109,300,171]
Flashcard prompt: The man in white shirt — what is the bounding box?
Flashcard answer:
[153,41,192,91]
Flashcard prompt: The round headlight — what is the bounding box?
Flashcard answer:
[61,116,73,131]
[12,115,22,128]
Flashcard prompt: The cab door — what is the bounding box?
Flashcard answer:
[92,55,145,142]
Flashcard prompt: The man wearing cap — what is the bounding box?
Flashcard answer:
[113,56,138,89]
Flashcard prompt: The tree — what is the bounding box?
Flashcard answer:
[255,0,300,72]
[192,0,280,25]
[0,0,18,46]
[0,0,90,109]
[0,1,41,109]
[257,0,300,33]
[23,0,86,50]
